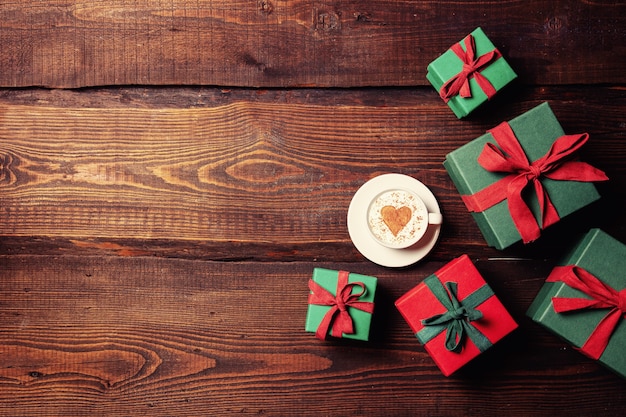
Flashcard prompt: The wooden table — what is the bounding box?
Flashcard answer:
[1,1,625,415]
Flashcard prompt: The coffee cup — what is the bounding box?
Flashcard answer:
[367,188,443,249]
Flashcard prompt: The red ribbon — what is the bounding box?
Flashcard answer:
[308,271,374,340]
[439,34,502,102]
[461,121,608,244]
[547,265,626,360]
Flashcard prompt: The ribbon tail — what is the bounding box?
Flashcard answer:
[315,307,339,340]
[331,310,355,337]
[463,321,493,353]
[445,321,464,353]
[459,79,472,98]
[534,179,560,229]
[578,308,623,360]
[507,175,541,243]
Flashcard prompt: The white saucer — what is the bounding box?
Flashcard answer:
[347,173,442,268]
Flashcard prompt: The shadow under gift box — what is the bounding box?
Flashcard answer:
[527,229,626,380]
[395,255,518,376]
[443,102,606,250]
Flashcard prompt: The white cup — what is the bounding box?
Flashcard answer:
[367,188,443,249]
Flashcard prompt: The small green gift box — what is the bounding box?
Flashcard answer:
[305,268,377,341]
[443,102,607,250]
[426,27,517,118]
[527,229,626,379]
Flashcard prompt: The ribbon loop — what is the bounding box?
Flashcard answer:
[439,34,502,102]
[417,278,493,353]
[462,121,608,244]
[547,265,625,360]
[308,271,374,340]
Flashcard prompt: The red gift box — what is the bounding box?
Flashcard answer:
[395,254,518,376]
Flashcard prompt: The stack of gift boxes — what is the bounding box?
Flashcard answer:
[305,27,625,380]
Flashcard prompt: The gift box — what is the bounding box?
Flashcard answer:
[527,229,626,379]
[443,102,608,250]
[426,27,517,118]
[305,268,377,341]
[395,255,517,376]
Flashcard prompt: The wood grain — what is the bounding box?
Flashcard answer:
[0,1,624,88]
[0,86,624,261]
[1,1,625,415]
[1,256,625,416]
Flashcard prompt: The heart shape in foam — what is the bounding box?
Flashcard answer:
[381,206,412,236]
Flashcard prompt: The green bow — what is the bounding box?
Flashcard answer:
[416,276,493,353]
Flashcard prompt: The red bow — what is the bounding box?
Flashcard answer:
[308,271,374,340]
[462,121,608,243]
[439,34,502,102]
[547,265,626,360]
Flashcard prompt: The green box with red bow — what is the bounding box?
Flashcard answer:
[527,229,626,380]
[426,27,517,118]
[443,102,608,250]
[395,255,518,376]
[305,268,377,341]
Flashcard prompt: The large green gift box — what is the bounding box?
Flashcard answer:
[426,27,517,118]
[443,102,607,250]
[527,229,626,379]
[305,268,377,341]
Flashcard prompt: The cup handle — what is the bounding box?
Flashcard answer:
[428,212,443,225]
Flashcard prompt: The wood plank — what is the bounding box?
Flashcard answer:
[1,256,625,416]
[0,1,624,88]
[1,86,624,261]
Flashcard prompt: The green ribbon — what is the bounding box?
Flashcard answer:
[416,276,494,353]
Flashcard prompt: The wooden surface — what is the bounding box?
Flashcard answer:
[1,1,625,416]
[1,0,625,87]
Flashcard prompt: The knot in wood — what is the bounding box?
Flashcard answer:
[258,0,273,14]
[316,10,341,31]
[0,153,16,185]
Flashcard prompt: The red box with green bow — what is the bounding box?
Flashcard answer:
[305,268,377,341]
[426,27,517,118]
[444,102,608,250]
[527,229,626,379]
[395,255,517,376]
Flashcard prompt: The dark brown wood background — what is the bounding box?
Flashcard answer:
[1,1,625,416]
